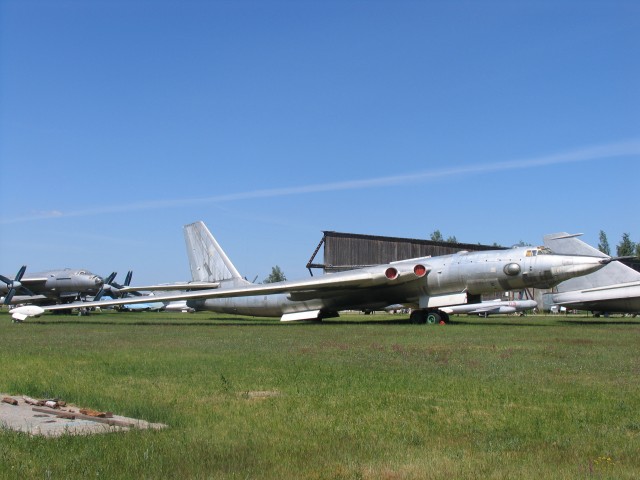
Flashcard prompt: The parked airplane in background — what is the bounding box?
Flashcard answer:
[441,299,538,317]
[113,296,194,313]
[0,266,104,305]
[96,270,217,312]
[10,222,611,324]
[543,232,640,315]
[96,270,219,301]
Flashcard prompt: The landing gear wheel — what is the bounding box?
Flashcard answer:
[410,310,449,325]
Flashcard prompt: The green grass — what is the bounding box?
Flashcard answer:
[1,310,639,479]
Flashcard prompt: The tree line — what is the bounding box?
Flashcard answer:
[429,229,640,257]
[597,231,640,257]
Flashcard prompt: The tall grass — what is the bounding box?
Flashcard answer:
[1,310,638,479]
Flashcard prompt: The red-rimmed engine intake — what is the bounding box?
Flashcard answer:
[384,267,399,280]
[413,264,427,277]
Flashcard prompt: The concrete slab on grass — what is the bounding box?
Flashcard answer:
[0,395,167,437]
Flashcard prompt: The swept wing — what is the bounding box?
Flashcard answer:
[38,262,430,313]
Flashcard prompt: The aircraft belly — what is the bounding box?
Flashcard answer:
[193,285,417,317]
[321,284,420,311]
[196,294,329,318]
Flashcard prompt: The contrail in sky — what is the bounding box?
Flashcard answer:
[2,139,639,225]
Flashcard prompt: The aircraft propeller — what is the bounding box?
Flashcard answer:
[93,272,118,301]
[118,271,142,297]
[0,266,36,305]
[95,270,141,300]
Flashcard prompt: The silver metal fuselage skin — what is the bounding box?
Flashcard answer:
[190,247,604,317]
[0,268,103,304]
[442,299,538,316]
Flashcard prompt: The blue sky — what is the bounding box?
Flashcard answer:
[1,0,639,285]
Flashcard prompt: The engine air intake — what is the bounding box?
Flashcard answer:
[385,267,399,280]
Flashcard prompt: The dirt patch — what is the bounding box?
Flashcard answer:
[241,390,281,401]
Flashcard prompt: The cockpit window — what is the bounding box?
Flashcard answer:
[526,247,551,256]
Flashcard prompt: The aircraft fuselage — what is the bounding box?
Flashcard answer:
[190,247,605,318]
[0,268,103,304]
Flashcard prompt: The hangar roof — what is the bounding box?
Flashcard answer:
[306,231,506,274]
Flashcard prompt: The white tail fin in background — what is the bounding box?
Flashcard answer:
[183,221,248,285]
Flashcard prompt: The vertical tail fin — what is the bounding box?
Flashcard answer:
[183,221,246,284]
[543,232,608,258]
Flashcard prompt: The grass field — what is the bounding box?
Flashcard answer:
[1,310,639,479]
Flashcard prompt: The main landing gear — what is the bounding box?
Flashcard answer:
[409,309,449,325]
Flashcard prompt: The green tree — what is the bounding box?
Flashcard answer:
[263,265,286,284]
[430,230,443,242]
[616,233,636,257]
[446,235,458,243]
[598,230,610,255]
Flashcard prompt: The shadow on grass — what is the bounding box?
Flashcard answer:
[27,319,284,327]
[27,318,414,327]
[21,314,638,328]
[558,319,640,326]
[446,319,548,327]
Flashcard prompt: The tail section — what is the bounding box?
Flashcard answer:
[183,221,249,286]
[544,232,639,292]
[543,232,608,258]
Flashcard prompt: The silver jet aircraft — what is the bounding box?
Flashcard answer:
[0,266,104,305]
[10,222,612,323]
[441,299,538,317]
[181,222,560,323]
[544,232,640,315]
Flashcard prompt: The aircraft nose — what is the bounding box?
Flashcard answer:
[95,276,104,286]
[556,255,605,279]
